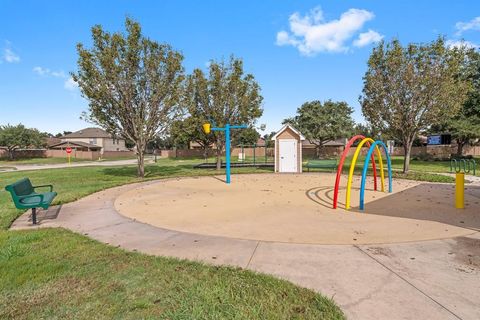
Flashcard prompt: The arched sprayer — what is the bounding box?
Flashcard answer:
[345,138,385,209]
[359,141,392,210]
[333,135,378,209]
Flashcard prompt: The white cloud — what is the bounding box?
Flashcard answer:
[33,66,66,78]
[64,77,78,91]
[4,48,20,63]
[51,70,66,78]
[445,39,479,49]
[353,29,383,47]
[276,6,381,55]
[34,65,75,91]
[455,16,480,35]
[33,66,50,75]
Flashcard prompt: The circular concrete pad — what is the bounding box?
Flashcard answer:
[115,173,478,244]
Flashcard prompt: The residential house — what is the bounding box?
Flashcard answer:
[50,127,129,154]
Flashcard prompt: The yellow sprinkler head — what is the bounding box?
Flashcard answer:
[202,123,211,134]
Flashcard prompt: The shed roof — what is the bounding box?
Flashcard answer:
[271,124,305,141]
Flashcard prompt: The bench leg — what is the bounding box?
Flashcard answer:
[32,207,37,225]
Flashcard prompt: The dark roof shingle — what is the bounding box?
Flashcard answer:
[61,127,112,139]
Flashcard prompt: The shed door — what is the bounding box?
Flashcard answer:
[279,140,297,172]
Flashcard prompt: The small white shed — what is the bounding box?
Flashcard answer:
[272,124,305,173]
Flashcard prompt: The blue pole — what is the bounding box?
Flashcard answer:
[359,141,392,210]
[225,123,231,184]
[210,124,246,184]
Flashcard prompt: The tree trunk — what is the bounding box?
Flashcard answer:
[136,143,145,178]
[456,139,465,157]
[402,140,413,173]
[216,138,223,170]
[203,147,208,162]
[216,148,222,170]
[315,143,324,159]
[8,148,15,160]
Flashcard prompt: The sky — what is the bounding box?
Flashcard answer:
[1,1,480,135]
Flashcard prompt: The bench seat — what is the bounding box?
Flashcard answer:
[18,191,57,208]
[5,178,57,224]
[306,159,338,172]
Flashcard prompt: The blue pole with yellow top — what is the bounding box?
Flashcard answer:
[203,122,247,184]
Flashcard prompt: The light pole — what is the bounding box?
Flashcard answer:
[203,122,247,184]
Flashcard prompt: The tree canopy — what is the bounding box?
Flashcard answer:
[0,124,45,160]
[183,56,263,168]
[283,100,354,157]
[233,127,261,146]
[441,50,480,155]
[73,18,184,177]
[360,37,471,172]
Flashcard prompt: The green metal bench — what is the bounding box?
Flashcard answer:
[305,159,338,172]
[5,178,57,225]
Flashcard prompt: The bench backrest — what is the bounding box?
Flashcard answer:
[309,159,337,165]
[5,178,34,198]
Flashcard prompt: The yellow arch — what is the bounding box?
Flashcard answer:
[346,138,385,209]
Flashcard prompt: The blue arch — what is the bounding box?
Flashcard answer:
[359,141,392,210]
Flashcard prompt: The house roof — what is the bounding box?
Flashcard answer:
[49,141,102,150]
[271,124,305,141]
[45,137,62,147]
[61,127,113,139]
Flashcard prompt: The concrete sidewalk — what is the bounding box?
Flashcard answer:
[11,181,480,320]
[1,157,154,172]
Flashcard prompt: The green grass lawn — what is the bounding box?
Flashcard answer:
[0,154,464,319]
[304,154,478,176]
[303,155,457,183]
[0,229,343,319]
[0,157,92,165]
[0,161,345,319]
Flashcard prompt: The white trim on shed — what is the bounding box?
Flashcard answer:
[272,124,305,173]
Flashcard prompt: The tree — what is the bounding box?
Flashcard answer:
[169,117,216,159]
[73,18,184,177]
[283,100,354,157]
[443,50,480,156]
[55,131,72,138]
[0,124,45,160]
[262,131,277,148]
[360,38,471,172]
[233,127,260,146]
[183,56,263,169]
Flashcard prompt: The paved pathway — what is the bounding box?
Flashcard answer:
[11,181,480,320]
[1,157,155,172]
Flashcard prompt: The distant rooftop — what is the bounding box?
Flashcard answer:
[49,140,102,150]
[61,127,113,139]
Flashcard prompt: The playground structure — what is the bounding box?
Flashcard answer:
[114,173,478,245]
[333,135,392,210]
[202,122,247,184]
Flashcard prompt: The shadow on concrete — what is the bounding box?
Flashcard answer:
[305,186,375,210]
[29,205,62,224]
[308,183,480,231]
[209,175,227,183]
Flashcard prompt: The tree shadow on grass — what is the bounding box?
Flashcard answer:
[102,164,197,178]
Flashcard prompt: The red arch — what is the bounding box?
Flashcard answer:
[333,135,378,209]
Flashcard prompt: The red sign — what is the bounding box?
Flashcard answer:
[66,147,72,154]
